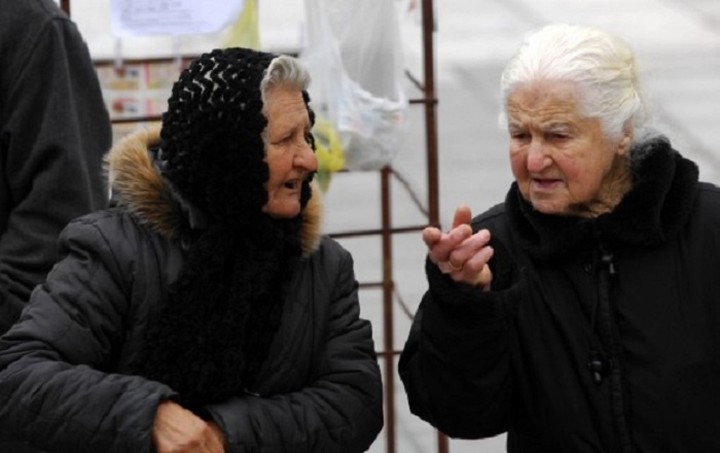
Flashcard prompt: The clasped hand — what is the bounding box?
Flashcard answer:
[153,400,226,453]
[423,204,493,290]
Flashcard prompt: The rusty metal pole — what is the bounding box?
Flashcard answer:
[60,0,70,16]
[380,166,396,453]
[422,0,439,229]
[420,0,448,452]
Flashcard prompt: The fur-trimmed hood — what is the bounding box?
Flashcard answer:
[104,124,324,257]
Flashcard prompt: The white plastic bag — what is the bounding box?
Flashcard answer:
[301,0,408,171]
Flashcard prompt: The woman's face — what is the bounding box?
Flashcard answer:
[506,81,631,216]
[262,84,317,219]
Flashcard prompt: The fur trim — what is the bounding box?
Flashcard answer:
[300,181,323,256]
[104,124,184,239]
[104,126,324,255]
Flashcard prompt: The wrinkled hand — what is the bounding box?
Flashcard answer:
[152,400,226,453]
[423,204,494,290]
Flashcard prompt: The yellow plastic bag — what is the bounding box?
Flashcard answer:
[223,0,260,49]
[312,117,345,192]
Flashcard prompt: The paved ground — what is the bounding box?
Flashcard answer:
[74,1,720,452]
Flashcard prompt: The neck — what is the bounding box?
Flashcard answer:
[571,154,632,218]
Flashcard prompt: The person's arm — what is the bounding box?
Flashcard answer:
[0,8,111,334]
[399,257,518,439]
[0,217,175,453]
[204,246,383,453]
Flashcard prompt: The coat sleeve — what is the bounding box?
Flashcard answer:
[398,255,518,439]
[0,216,176,453]
[0,7,111,334]
[205,244,384,453]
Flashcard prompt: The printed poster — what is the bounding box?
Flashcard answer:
[110,0,244,37]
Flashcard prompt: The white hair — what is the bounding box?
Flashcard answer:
[260,54,311,100]
[499,23,656,143]
[259,55,312,145]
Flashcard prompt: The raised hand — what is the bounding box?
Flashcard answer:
[422,204,494,289]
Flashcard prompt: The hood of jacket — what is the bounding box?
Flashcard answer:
[104,124,324,257]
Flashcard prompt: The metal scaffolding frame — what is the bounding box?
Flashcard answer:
[321,1,444,451]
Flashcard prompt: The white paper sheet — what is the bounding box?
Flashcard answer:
[110,0,244,37]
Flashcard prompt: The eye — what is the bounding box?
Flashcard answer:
[272,134,292,145]
[548,132,570,141]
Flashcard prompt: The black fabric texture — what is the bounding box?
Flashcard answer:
[139,48,311,412]
[140,215,302,412]
[399,137,720,452]
[505,137,699,261]
[0,0,111,335]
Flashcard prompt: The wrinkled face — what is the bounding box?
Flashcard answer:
[506,81,630,216]
[262,84,317,219]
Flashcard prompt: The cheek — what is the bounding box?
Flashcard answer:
[264,151,287,184]
[559,158,600,199]
[263,160,278,187]
[558,159,583,182]
[509,147,528,180]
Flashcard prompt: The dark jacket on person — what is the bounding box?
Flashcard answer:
[0,127,383,452]
[0,0,111,335]
[399,137,720,452]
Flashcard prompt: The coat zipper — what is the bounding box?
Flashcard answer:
[596,244,636,453]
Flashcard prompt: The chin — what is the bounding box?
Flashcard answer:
[530,200,566,216]
[528,191,570,214]
[264,206,301,219]
[268,213,300,220]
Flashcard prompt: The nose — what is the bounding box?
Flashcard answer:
[526,139,551,173]
[294,142,318,172]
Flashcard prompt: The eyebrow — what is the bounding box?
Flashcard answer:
[507,123,523,133]
[545,122,572,131]
[508,120,574,131]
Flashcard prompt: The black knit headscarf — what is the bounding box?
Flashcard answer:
[139,48,315,413]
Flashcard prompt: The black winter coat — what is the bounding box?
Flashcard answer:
[0,127,383,452]
[0,0,111,334]
[400,138,720,452]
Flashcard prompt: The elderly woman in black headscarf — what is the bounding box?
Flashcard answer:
[399,23,720,452]
[0,48,383,453]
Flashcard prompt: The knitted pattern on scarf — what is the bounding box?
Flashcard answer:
[138,47,315,413]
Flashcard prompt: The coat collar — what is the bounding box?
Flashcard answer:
[104,125,324,257]
[506,137,700,261]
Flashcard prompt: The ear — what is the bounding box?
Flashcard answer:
[616,122,634,156]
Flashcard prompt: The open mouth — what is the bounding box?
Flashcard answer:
[283,179,301,190]
[531,178,562,190]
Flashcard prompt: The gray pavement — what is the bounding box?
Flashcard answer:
[321,1,720,452]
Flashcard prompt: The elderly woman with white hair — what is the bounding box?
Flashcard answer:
[400,23,720,452]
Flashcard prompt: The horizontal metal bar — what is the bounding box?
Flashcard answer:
[329,224,426,239]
